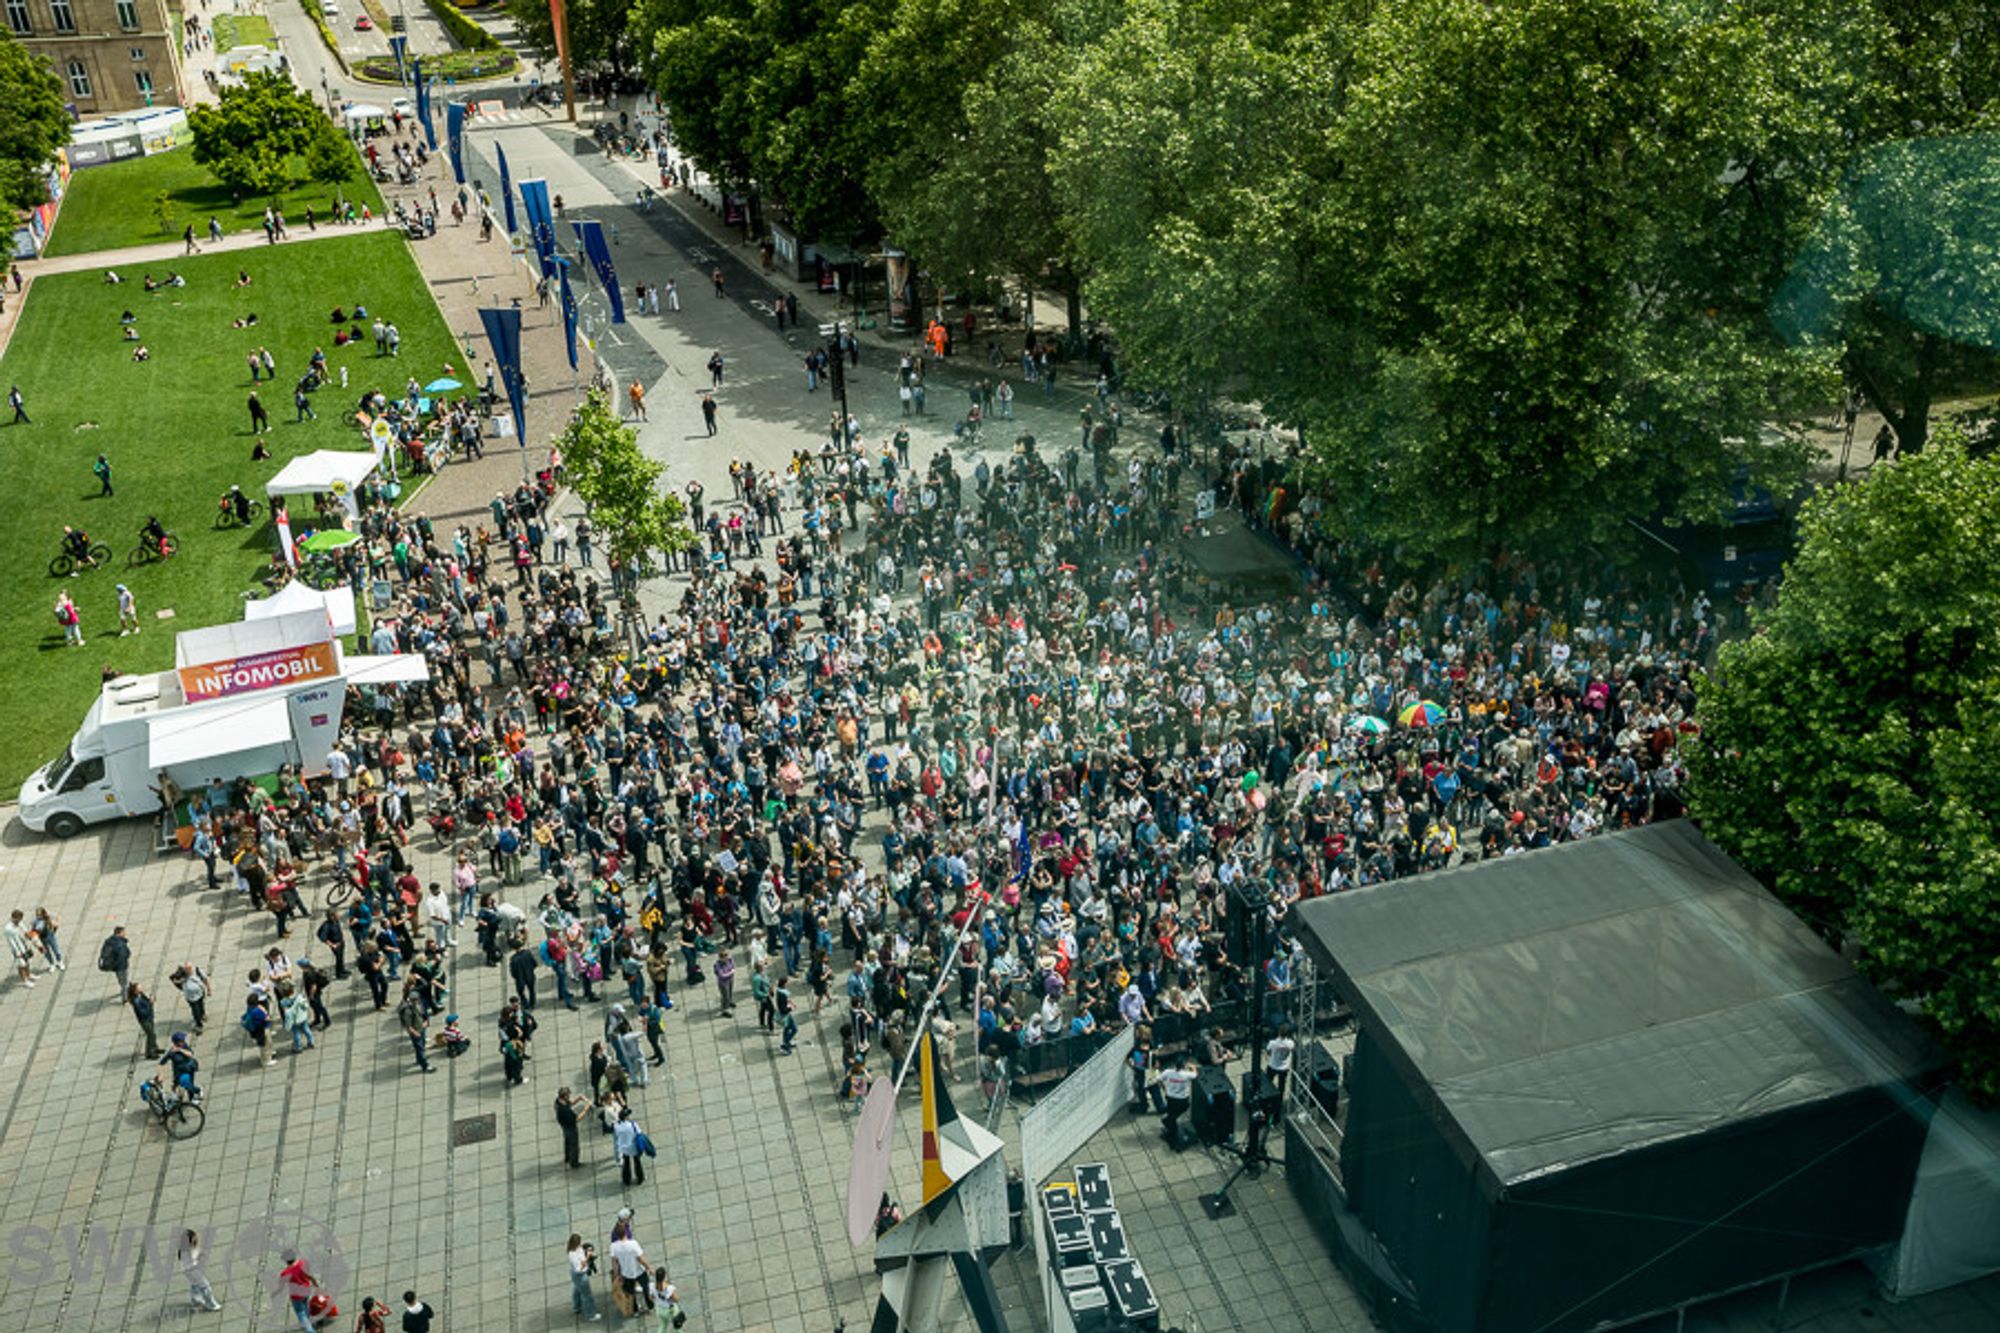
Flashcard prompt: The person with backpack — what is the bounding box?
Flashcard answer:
[171,962,210,1031]
[97,926,132,1000]
[55,591,84,647]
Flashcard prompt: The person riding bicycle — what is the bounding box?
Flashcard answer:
[61,525,97,568]
[141,515,169,554]
[226,485,253,526]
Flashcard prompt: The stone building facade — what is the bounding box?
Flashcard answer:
[5,0,183,115]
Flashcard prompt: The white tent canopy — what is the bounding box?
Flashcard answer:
[265,450,378,517]
[1872,1086,2000,1297]
[342,653,431,686]
[243,581,357,637]
[342,104,388,121]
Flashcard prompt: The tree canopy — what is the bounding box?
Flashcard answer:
[189,73,332,202]
[0,34,71,213]
[1688,438,2000,1100]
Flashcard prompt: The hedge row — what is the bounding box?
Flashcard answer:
[422,0,504,52]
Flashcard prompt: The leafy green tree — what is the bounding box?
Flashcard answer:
[1688,437,2000,1101]
[639,0,887,240]
[859,0,1095,330]
[0,33,71,213]
[507,0,634,78]
[189,72,325,202]
[304,117,358,192]
[556,390,697,583]
[1295,0,1864,556]
[1775,134,2000,457]
[1053,0,1339,402]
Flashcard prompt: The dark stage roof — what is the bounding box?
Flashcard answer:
[1291,821,1944,1187]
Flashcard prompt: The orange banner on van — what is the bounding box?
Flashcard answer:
[178,642,337,702]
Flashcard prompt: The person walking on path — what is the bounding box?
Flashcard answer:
[628,379,647,421]
[293,386,316,422]
[93,453,114,497]
[128,982,165,1058]
[8,385,27,424]
[116,583,139,636]
[613,1106,648,1185]
[278,1250,318,1333]
[567,1234,602,1320]
[706,351,724,387]
[207,217,222,244]
[182,224,198,256]
[714,949,737,1017]
[179,1230,222,1311]
[98,926,132,1000]
[510,939,539,1010]
[398,983,436,1073]
[555,1086,590,1168]
[401,1290,436,1333]
[242,991,274,1066]
[710,266,725,298]
[777,975,798,1054]
[700,393,717,437]
[248,391,270,433]
[5,911,38,988]
[664,278,679,311]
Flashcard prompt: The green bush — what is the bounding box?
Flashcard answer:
[355,48,515,83]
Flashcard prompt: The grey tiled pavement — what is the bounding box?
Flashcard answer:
[3,804,1997,1333]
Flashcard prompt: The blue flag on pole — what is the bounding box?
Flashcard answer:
[517,179,556,279]
[388,34,408,87]
[446,102,466,185]
[496,143,517,239]
[477,306,527,449]
[414,61,436,150]
[557,258,578,372]
[574,220,626,324]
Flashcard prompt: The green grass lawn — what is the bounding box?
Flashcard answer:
[0,230,460,791]
[211,12,277,47]
[44,146,386,258]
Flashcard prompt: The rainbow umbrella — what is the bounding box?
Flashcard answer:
[1347,715,1390,739]
[1398,700,1447,728]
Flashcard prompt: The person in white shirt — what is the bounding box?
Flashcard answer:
[1265,1028,1296,1098]
[423,884,455,950]
[607,1230,648,1312]
[565,1234,601,1321]
[1159,1056,1198,1146]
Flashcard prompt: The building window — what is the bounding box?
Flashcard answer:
[130,46,144,59]
[134,68,151,96]
[49,0,75,33]
[67,59,91,99]
[115,0,137,28]
[4,0,31,34]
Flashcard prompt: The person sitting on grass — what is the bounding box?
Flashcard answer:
[123,326,140,342]
[232,313,259,329]
[143,274,160,292]
[166,272,185,288]
[250,436,271,461]
[104,270,122,284]
[131,344,151,362]
[235,270,252,288]
[330,307,348,323]
[119,309,136,324]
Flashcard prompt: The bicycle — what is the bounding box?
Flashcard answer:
[214,493,265,529]
[49,541,112,579]
[127,531,180,569]
[139,1077,204,1140]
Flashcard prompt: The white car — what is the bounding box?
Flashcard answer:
[320,0,337,13]
[391,97,413,117]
